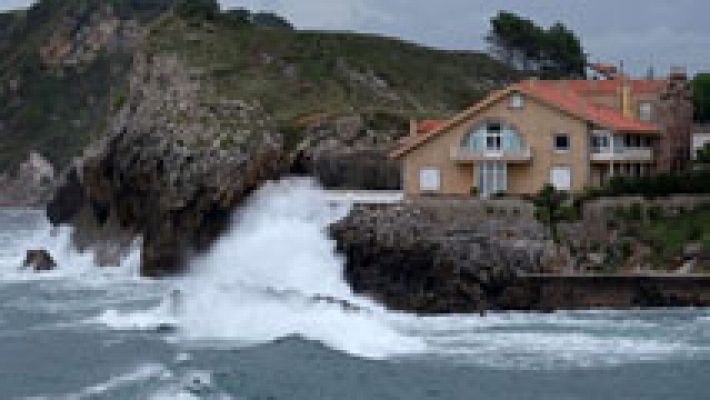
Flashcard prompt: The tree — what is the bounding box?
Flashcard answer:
[251,12,293,29]
[693,73,710,123]
[541,22,586,78]
[696,144,710,169]
[174,0,220,20]
[486,11,586,78]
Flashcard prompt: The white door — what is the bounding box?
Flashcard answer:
[550,166,571,191]
[477,162,507,197]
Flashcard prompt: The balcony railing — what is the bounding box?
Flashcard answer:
[451,146,532,163]
[590,147,653,162]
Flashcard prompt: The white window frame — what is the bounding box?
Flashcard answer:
[550,166,572,191]
[639,102,653,121]
[591,133,610,154]
[510,93,524,109]
[419,167,441,192]
[484,123,503,152]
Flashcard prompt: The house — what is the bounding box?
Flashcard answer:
[392,70,693,197]
[587,63,619,80]
[692,124,710,160]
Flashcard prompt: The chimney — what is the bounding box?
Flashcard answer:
[620,78,634,119]
[409,119,418,137]
[618,61,633,119]
[669,66,688,81]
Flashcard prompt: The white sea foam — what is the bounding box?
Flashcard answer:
[7,182,707,369]
[0,210,142,282]
[167,178,426,359]
[33,362,171,400]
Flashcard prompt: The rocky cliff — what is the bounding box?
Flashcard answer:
[1,0,517,203]
[329,200,561,313]
[48,52,285,276]
[38,4,517,275]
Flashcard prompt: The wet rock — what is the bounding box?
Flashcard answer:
[329,200,557,313]
[22,249,57,272]
[47,53,287,276]
[310,294,366,313]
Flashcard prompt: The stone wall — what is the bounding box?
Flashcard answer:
[581,195,710,241]
[506,275,710,310]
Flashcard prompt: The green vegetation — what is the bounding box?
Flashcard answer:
[598,171,710,198]
[146,14,516,133]
[0,0,515,174]
[531,184,577,241]
[487,11,586,78]
[697,145,710,167]
[693,73,710,123]
[639,206,710,270]
[0,0,173,171]
[174,0,219,20]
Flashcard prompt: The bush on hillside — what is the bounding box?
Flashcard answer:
[174,0,219,20]
[251,12,293,29]
[602,170,710,198]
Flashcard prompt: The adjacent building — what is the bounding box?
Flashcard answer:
[693,124,710,160]
[392,70,693,197]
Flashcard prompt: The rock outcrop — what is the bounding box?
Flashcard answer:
[330,200,559,313]
[291,114,405,190]
[0,152,56,207]
[47,53,286,276]
[22,249,57,272]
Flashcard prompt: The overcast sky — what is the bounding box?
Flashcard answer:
[2,0,708,75]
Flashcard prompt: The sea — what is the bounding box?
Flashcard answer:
[1,179,709,400]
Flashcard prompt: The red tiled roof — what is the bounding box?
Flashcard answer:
[589,63,618,75]
[391,79,664,159]
[516,80,661,133]
[416,119,447,134]
[564,79,666,94]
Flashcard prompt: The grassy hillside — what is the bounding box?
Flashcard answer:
[0,0,173,171]
[0,0,517,172]
[146,16,517,128]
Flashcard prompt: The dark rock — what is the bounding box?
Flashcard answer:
[292,115,405,190]
[47,53,287,276]
[310,294,366,313]
[47,165,85,224]
[329,200,556,313]
[22,249,57,272]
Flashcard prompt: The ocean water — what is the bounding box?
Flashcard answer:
[1,179,710,400]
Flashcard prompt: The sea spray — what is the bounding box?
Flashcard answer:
[1,209,142,280]
[172,178,427,358]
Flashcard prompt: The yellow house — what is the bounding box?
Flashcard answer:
[391,75,692,198]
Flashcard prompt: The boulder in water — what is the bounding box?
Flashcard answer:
[22,249,57,272]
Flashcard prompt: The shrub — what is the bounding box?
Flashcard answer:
[175,0,220,20]
[628,203,643,221]
[647,205,663,221]
[602,170,710,198]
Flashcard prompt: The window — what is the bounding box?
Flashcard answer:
[419,168,441,191]
[510,94,524,109]
[554,134,570,152]
[550,166,572,191]
[591,134,609,153]
[639,102,653,121]
[486,123,502,151]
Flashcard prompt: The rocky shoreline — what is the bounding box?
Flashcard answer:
[330,198,710,313]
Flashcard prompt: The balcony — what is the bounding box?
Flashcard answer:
[451,145,532,163]
[590,147,653,162]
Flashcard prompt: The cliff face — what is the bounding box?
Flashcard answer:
[0,0,175,174]
[329,200,560,313]
[48,52,285,276]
